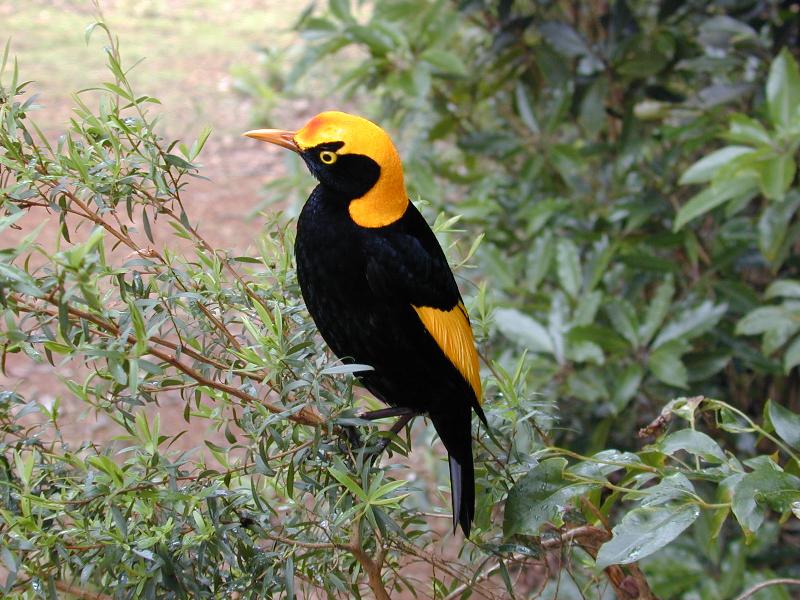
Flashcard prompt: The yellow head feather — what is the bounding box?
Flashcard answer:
[295,111,409,228]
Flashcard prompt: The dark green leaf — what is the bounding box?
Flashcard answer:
[766,400,800,448]
[648,342,689,389]
[674,176,759,231]
[596,503,699,568]
[503,458,594,537]
[494,308,554,355]
[732,457,800,533]
[767,48,800,128]
[679,146,755,185]
[658,429,727,463]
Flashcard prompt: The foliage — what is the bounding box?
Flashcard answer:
[2,2,800,600]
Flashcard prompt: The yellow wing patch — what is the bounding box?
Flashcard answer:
[413,302,482,404]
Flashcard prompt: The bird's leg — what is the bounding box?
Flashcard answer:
[357,407,418,456]
[358,406,417,421]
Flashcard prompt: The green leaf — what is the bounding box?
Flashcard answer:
[190,125,212,159]
[766,280,800,299]
[328,467,367,501]
[766,48,800,128]
[346,24,393,56]
[568,324,630,354]
[556,238,581,299]
[756,153,797,201]
[679,146,755,185]
[515,81,540,134]
[766,399,800,448]
[605,299,639,347]
[731,457,800,534]
[568,449,642,481]
[673,176,759,231]
[503,458,594,537]
[164,153,195,170]
[321,363,375,375]
[494,308,554,355]
[285,555,295,600]
[658,429,727,463]
[526,232,554,289]
[784,336,800,373]
[648,342,689,389]
[637,473,696,507]
[736,306,796,336]
[611,364,643,413]
[595,503,699,568]
[758,195,800,267]
[639,276,675,345]
[652,300,727,349]
[420,49,468,76]
[538,21,591,58]
[329,0,354,23]
[725,114,774,147]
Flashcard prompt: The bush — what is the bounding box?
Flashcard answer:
[1,3,800,599]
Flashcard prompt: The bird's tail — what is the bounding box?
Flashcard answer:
[432,411,475,537]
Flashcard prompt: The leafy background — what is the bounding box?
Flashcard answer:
[2,1,800,599]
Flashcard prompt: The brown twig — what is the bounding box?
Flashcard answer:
[734,578,800,600]
[53,579,113,600]
[348,518,391,600]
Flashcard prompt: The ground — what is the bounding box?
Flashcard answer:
[2,0,315,442]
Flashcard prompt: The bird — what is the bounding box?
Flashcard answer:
[244,111,485,537]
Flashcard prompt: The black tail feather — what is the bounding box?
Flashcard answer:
[432,411,475,537]
[448,454,474,537]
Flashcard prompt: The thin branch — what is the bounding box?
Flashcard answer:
[10,294,324,426]
[54,579,113,600]
[734,578,800,600]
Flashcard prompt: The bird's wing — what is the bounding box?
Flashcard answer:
[412,302,481,404]
[364,229,482,405]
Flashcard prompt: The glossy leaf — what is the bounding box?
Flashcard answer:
[596,503,700,568]
[766,48,800,128]
[674,176,759,231]
[648,343,689,389]
[679,146,755,185]
[766,399,800,448]
[494,307,554,355]
[556,238,581,299]
[658,429,727,463]
[503,458,594,537]
[731,457,800,533]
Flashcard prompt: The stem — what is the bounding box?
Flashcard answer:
[348,519,391,600]
[734,578,800,600]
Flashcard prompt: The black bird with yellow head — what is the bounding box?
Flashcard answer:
[245,111,485,537]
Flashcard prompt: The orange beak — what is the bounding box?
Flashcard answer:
[242,128,300,153]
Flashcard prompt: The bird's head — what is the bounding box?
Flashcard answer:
[244,111,408,227]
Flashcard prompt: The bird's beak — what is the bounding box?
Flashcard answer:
[242,129,300,153]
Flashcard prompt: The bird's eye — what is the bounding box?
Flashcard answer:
[319,150,338,165]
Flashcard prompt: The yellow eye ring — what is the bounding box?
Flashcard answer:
[319,150,338,165]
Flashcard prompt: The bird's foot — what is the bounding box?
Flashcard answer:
[358,410,417,458]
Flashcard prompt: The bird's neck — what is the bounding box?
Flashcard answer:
[348,162,408,228]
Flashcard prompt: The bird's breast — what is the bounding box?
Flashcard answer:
[294,187,376,355]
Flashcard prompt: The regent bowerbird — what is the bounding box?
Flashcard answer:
[244,111,485,537]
